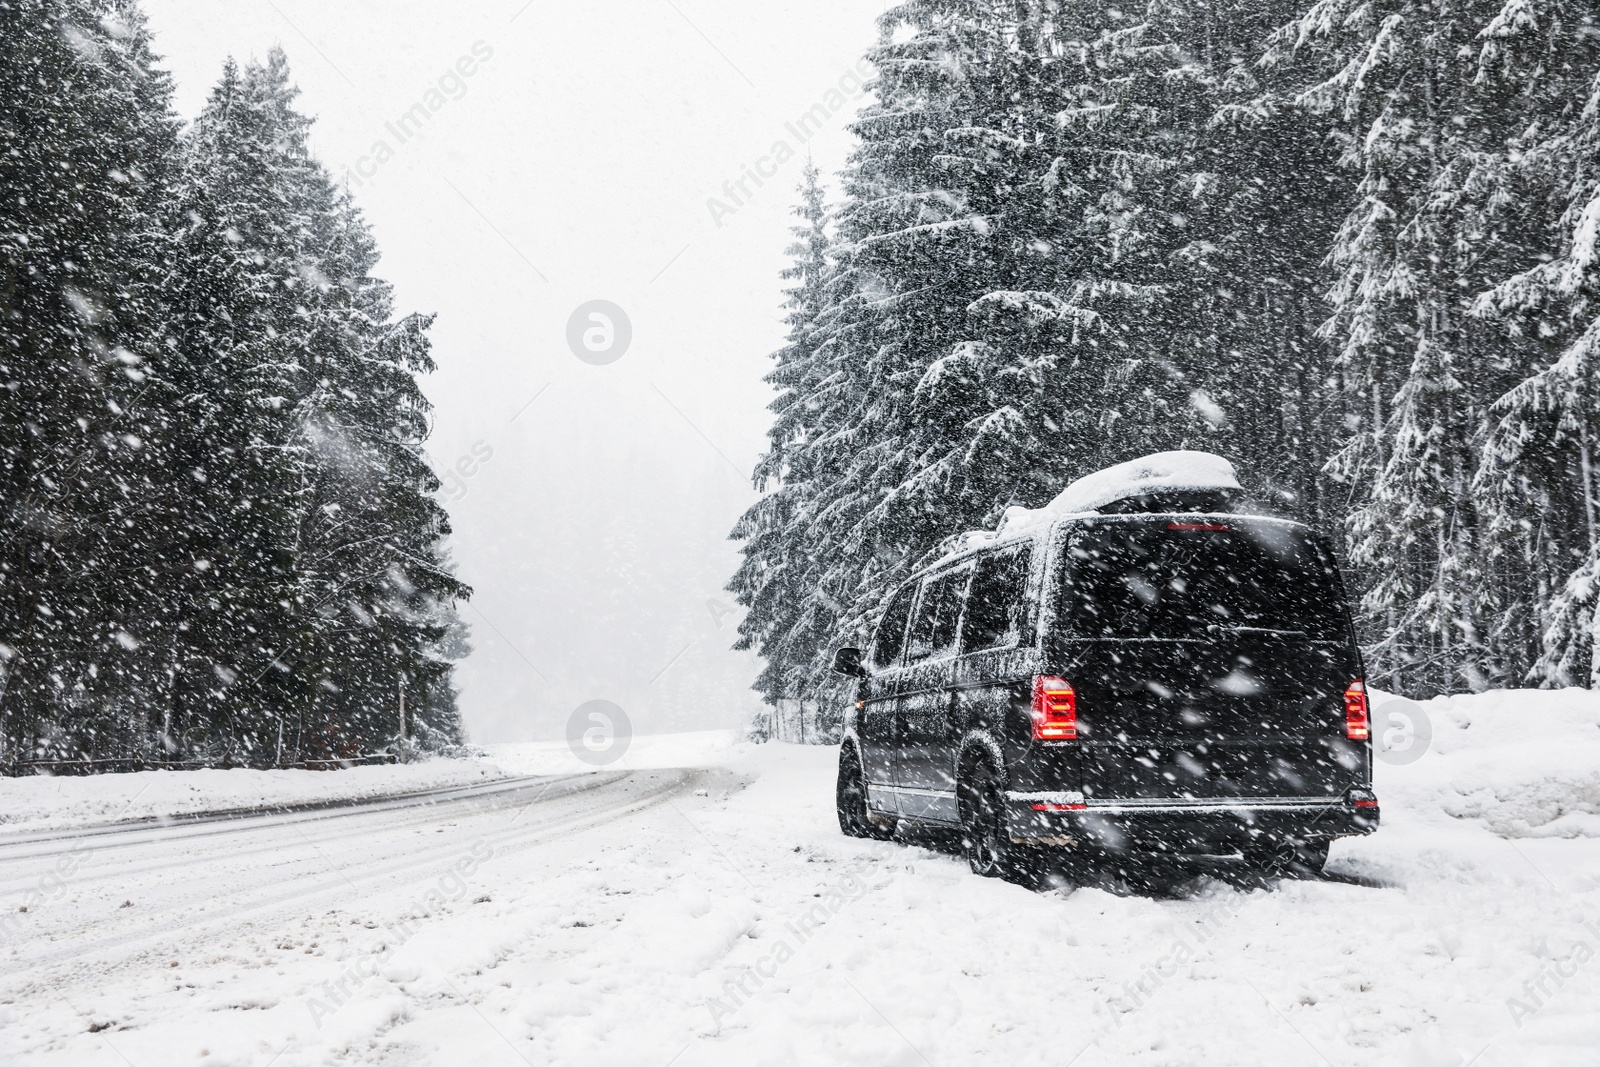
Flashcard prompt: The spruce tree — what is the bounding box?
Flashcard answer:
[729,159,837,725]
[0,10,469,769]
[158,49,469,764]
[1472,6,1600,685]
[0,0,181,766]
[1270,0,1577,693]
[158,53,324,762]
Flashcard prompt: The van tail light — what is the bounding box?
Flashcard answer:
[1031,676,1077,741]
[1344,679,1370,740]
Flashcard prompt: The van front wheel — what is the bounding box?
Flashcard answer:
[837,749,893,840]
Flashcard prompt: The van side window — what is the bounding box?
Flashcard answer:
[962,544,1033,652]
[870,583,917,669]
[905,568,970,663]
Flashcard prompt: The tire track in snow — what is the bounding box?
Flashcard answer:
[0,772,606,894]
[1,768,707,989]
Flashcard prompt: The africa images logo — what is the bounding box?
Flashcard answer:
[566,300,633,366]
[566,699,632,766]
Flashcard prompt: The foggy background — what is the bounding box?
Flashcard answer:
[138,0,884,742]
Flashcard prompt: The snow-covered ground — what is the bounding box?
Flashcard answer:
[4,691,1600,1065]
[0,732,739,834]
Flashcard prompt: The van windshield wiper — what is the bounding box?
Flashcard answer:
[1205,625,1309,637]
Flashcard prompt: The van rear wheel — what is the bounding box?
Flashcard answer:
[960,761,1031,882]
[837,749,893,840]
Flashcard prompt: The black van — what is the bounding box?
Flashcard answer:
[831,491,1378,881]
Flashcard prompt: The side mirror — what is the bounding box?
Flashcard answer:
[831,646,866,678]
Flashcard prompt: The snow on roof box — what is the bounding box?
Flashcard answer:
[996,451,1243,535]
[1048,450,1241,512]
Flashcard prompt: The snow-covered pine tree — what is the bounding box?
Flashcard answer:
[0,22,467,770]
[771,0,1034,709]
[1271,0,1567,693]
[157,53,323,763]
[1471,7,1600,686]
[291,197,471,758]
[0,0,181,768]
[1168,0,1350,521]
[159,50,468,765]
[728,160,840,731]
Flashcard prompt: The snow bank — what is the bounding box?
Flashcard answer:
[985,450,1242,542]
[1373,686,1600,839]
[0,758,514,833]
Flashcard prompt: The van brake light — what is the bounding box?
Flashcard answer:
[1344,679,1370,740]
[1032,676,1077,741]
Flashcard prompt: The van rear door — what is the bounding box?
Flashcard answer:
[1049,516,1366,803]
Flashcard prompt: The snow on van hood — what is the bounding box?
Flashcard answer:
[978,451,1242,543]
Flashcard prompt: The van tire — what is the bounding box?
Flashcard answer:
[959,760,1032,883]
[837,748,893,840]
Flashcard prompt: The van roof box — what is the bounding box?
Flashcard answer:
[996,451,1244,534]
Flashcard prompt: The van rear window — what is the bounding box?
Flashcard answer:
[1061,520,1348,641]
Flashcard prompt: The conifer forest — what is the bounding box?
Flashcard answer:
[2,3,467,770]
[6,0,1600,764]
[732,0,1600,735]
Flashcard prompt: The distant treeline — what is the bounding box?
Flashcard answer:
[732,0,1600,731]
[0,1,469,771]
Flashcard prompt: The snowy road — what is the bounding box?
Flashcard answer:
[0,771,683,981]
[5,692,1600,1066]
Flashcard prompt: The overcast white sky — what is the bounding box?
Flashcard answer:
[139,0,886,742]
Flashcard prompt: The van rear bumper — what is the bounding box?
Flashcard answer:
[1003,791,1379,852]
